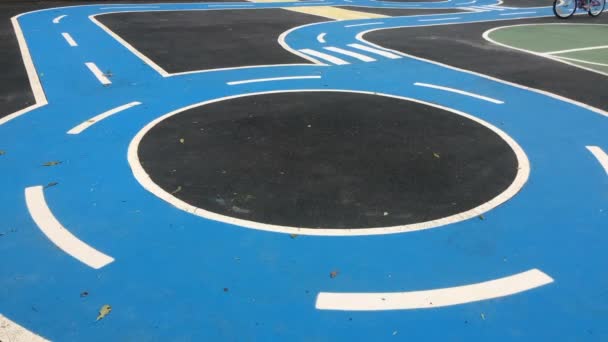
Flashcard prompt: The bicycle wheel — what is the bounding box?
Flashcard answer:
[553,0,577,18]
[588,0,606,16]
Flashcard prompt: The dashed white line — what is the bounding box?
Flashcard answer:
[347,43,402,59]
[324,46,376,62]
[418,17,461,22]
[67,101,142,134]
[85,62,111,85]
[227,75,321,85]
[587,146,608,175]
[299,48,350,65]
[25,186,115,269]
[0,314,49,342]
[316,269,553,311]
[317,32,327,43]
[52,14,67,24]
[414,82,504,104]
[344,22,384,28]
[61,32,78,47]
[500,11,537,16]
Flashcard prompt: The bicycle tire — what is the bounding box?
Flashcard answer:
[554,0,577,18]
[588,0,606,16]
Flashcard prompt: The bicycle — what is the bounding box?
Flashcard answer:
[554,0,606,18]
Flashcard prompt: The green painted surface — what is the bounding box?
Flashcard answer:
[488,24,608,53]
[557,47,608,63]
[564,59,608,73]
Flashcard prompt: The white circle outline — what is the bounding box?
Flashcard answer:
[128,89,530,236]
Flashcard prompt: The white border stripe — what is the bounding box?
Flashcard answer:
[52,14,67,24]
[317,32,326,43]
[67,101,141,134]
[414,82,504,104]
[545,45,608,55]
[227,75,321,85]
[419,17,461,22]
[347,43,401,59]
[85,62,111,85]
[10,17,45,104]
[61,32,78,47]
[316,269,553,311]
[299,49,349,65]
[586,146,608,175]
[0,314,49,342]
[25,186,114,269]
[556,56,608,67]
[345,22,384,28]
[324,46,376,62]
[100,6,160,9]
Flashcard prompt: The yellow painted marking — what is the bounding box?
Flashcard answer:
[285,6,387,20]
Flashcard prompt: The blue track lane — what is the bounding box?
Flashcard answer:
[1,0,607,340]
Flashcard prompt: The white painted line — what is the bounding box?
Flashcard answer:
[52,14,67,24]
[345,22,384,28]
[456,0,477,4]
[0,314,49,342]
[347,43,401,59]
[555,56,608,67]
[500,11,537,15]
[587,146,608,175]
[414,82,504,104]
[299,49,349,65]
[67,101,141,134]
[316,269,553,311]
[208,4,254,7]
[544,44,608,55]
[61,32,78,47]
[317,32,327,43]
[100,6,160,9]
[418,17,461,22]
[227,75,320,85]
[25,186,115,269]
[484,5,506,10]
[324,46,376,62]
[10,17,46,104]
[85,62,111,85]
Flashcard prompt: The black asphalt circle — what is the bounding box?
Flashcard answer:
[138,91,519,229]
[98,9,326,74]
[365,16,608,111]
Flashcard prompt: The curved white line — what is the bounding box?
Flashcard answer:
[128,89,530,236]
[0,314,49,342]
[414,82,504,104]
[52,14,67,24]
[227,75,321,85]
[587,146,608,175]
[317,32,326,43]
[345,21,384,28]
[316,269,554,311]
[355,24,608,118]
[482,24,608,77]
[67,101,141,134]
[25,186,114,269]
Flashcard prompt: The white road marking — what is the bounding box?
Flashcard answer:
[128,89,530,236]
[544,44,608,55]
[316,269,553,311]
[25,186,114,269]
[52,14,67,24]
[208,4,254,7]
[0,314,49,342]
[85,62,111,85]
[227,75,321,85]
[299,49,350,65]
[456,0,477,4]
[317,32,327,43]
[324,46,376,62]
[418,17,461,22]
[484,5,506,10]
[414,82,504,104]
[587,146,608,175]
[100,6,160,9]
[67,101,142,134]
[499,11,537,15]
[344,21,384,28]
[555,56,608,67]
[61,32,78,47]
[347,43,401,59]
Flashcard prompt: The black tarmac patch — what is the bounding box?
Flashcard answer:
[98,9,326,74]
[365,16,608,111]
[501,0,550,7]
[138,91,518,229]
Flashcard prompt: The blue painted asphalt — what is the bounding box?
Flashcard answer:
[1,0,607,340]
